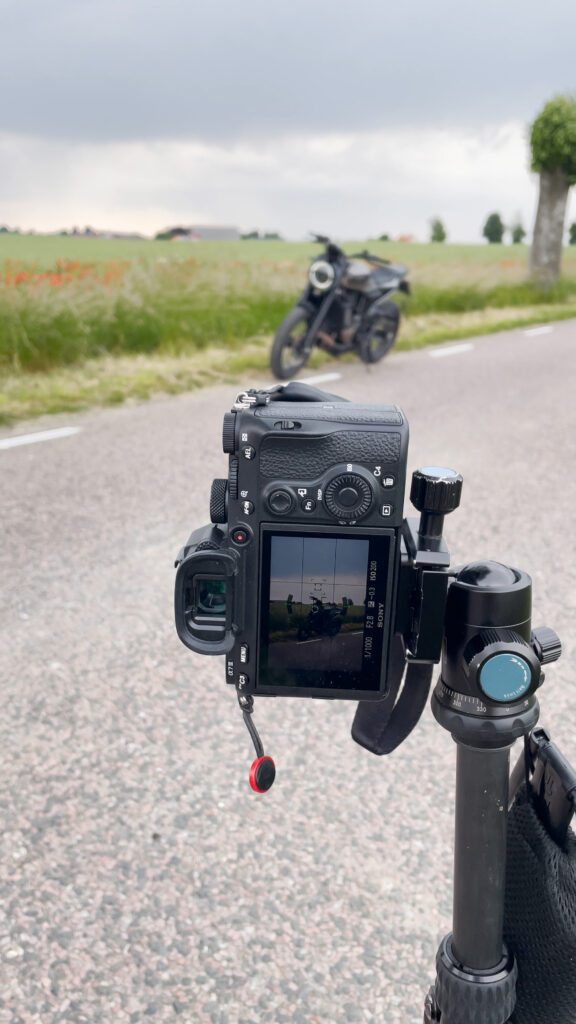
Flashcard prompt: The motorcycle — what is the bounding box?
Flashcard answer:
[297,596,345,642]
[270,234,410,380]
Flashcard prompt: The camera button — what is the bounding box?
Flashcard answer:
[240,644,249,664]
[241,500,255,516]
[381,475,396,488]
[231,527,251,545]
[301,498,317,513]
[238,673,249,689]
[243,445,256,460]
[268,489,293,514]
[380,504,394,518]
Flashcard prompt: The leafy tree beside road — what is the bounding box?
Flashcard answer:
[483,213,505,244]
[530,95,576,285]
[569,222,576,245]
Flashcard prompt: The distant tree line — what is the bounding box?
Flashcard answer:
[423,216,530,244]
[240,230,283,240]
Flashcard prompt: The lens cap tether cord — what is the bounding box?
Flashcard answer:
[237,689,276,793]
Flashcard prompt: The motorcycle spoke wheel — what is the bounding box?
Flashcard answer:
[270,308,312,379]
[362,316,399,363]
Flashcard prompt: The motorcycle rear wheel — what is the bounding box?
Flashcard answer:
[359,302,400,364]
[270,306,313,380]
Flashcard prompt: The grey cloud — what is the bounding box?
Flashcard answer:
[1,0,575,143]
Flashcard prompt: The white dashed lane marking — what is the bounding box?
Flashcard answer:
[0,426,81,450]
[429,342,474,359]
[524,325,554,337]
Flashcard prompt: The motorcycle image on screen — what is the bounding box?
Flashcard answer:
[296,595,346,642]
[270,234,410,380]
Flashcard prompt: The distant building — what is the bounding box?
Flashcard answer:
[191,225,239,241]
[156,225,240,242]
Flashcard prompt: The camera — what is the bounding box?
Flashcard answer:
[174,383,417,700]
[174,381,468,706]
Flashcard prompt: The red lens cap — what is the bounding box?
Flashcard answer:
[249,755,276,793]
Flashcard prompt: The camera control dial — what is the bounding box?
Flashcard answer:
[210,478,228,524]
[324,474,372,521]
[222,412,236,454]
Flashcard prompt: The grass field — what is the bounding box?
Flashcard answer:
[4,234,576,282]
[1,235,576,424]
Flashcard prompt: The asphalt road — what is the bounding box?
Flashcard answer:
[1,322,576,1024]
[268,632,363,673]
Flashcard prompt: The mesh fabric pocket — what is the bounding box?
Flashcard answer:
[505,784,576,1024]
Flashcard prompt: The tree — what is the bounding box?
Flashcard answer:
[379,233,390,241]
[430,218,447,243]
[483,212,505,244]
[510,220,526,244]
[529,95,576,285]
[569,222,576,245]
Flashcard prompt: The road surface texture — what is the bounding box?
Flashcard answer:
[1,322,575,1024]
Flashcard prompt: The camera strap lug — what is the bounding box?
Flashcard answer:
[236,690,276,793]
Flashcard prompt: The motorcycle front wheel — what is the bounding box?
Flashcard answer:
[270,306,313,380]
[358,301,400,364]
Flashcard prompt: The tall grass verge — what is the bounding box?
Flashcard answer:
[2,257,576,376]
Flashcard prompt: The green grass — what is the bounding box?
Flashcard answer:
[1,235,576,424]
[3,234,576,279]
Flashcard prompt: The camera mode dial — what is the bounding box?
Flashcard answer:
[324,474,372,521]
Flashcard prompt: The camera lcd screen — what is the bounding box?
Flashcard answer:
[258,530,393,693]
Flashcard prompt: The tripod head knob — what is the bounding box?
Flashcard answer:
[410,467,463,516]
[463,628,541,704]
[532,626,562,665]
[410,467,463,552]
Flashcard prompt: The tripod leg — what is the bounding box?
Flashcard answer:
[452,744,510,969]
[427,739,518,1024]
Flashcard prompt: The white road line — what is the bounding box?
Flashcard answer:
[0,426,81,450]
[299,372,342,385]
[429,342,474,359]
[524,325,553,337]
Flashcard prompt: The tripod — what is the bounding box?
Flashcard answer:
[421,562,560,1023]
[350,470,564,1024]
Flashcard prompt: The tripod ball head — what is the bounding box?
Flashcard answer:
[433,561,560,745]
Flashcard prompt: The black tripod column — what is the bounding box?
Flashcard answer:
[452,742,511,970]
[426,734,520,1024]
[424,560,554,1024]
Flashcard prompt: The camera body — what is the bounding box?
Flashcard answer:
[175,390,409,700]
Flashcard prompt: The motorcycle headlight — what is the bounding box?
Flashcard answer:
[309,260,335,291]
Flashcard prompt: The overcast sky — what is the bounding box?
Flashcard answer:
[1,0,575,240]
